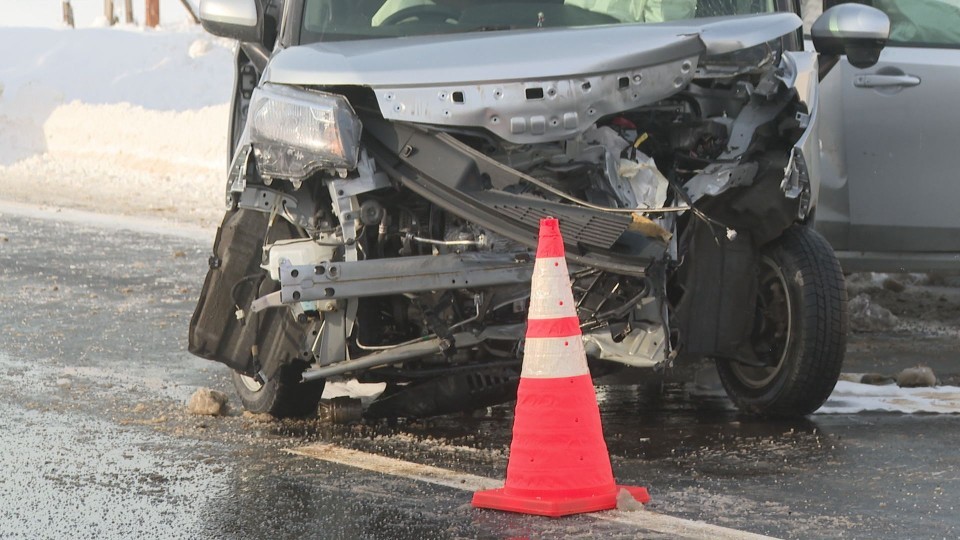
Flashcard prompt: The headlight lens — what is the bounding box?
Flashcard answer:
[249,83,362,179]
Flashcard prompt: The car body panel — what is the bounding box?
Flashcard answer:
[264,14,800,144]
[264,13,802,88]
[814,0,960,271]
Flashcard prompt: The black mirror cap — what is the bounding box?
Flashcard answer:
[812,4,890,69]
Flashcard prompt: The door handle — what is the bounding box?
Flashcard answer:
[854,74,921,88]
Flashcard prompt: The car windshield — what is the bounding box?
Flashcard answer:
[300,0,780,43]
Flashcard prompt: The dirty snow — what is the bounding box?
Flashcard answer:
[818,381,960,414]
[847,293,899,332]
[187,387,229,416]
[322,379,387,403]
[687,372,960,415]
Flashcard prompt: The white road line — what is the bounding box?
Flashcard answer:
[592,513,779,540]
[285,444,501,492]
[286,443,779,540]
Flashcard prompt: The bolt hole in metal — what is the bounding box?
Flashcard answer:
[732,255,793,389]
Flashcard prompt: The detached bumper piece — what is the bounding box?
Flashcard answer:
[189,209,312,380]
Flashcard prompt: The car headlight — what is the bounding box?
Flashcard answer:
[249,83,362,179]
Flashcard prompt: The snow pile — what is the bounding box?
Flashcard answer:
[817,381,960,414]
[0,26,233,226]
[847,293,899,332]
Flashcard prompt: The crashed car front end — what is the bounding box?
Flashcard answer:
[190,4,845,418]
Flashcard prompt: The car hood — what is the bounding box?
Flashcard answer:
[265,13,801,87]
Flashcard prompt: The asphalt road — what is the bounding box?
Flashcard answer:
[1,203,958,539]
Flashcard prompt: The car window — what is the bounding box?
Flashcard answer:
[824,0,960,48]
[875,0,960,47]
[799,0,821,34]
[301,0,779,43]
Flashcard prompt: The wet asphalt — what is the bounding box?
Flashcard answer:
[1,204,958,539]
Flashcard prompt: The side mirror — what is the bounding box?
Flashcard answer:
[199,0,262,43]
[812,4,889,69]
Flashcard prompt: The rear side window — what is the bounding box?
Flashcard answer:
[827,0,960,48]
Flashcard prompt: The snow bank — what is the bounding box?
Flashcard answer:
[0,26,233,226]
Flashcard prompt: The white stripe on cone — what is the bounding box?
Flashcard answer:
[521,337,590,379]
[528,256,577,320]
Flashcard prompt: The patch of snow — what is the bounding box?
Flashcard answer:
[848,293,898,332]
[817,381,960,414]
[0,26,233,227]
[687,374,960,414]
[0,1,199,29]
[188,38,213,58]
[322,379,388,403]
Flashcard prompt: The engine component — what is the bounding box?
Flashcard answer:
[318,396,364,423]
[263,237,338,281]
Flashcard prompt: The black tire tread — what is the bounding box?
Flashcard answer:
[231,366,325,418]
[718,225,848,416]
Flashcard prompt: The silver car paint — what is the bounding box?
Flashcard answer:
[816,46,960,271]
[198,0,258,27]
[782,50,821,215]
[264,13,800,144]
[810,3,890,43]
[265,14,801,87]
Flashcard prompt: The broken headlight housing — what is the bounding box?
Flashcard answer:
[249,83,362,179]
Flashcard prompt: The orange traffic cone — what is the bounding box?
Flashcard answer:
[472,217,650,517]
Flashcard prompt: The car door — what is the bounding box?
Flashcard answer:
[815,0,960,271]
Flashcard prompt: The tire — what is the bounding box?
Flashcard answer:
[231,366,325,418]
[716,225,847,417]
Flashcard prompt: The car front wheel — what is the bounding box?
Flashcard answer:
[231,366,325,418]
[717,225,848,417]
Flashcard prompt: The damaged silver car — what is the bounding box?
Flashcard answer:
[190,0,890,418]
